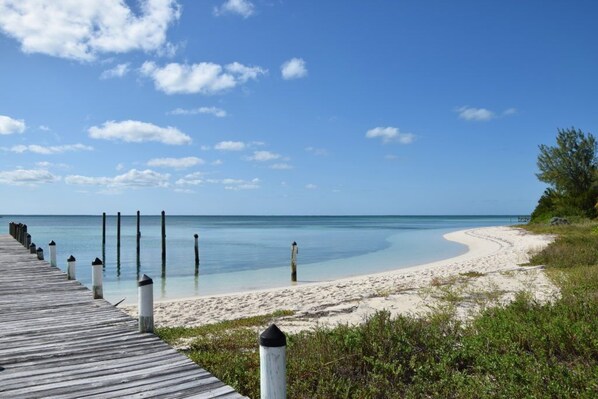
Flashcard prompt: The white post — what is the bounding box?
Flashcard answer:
[260,324,287,399]
[67,255,76,280]
[36,247,44,260]
[92,257,103,299]
[49,241,57,267]
[138,274,154,333]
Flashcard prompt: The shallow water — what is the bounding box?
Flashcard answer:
[2,215,521,304]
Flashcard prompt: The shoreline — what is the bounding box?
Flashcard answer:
[121,226,558,332]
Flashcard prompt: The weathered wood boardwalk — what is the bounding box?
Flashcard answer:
[0,235,246,399]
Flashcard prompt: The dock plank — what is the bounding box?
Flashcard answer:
[0,234,246,399]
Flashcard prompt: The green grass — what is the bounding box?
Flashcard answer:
[156,223,598,398]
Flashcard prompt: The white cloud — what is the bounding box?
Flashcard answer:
[503,107,517,116]
[100,63,130,79]
[140,61,266,95]
[0,0,181,62]
[212,159,223,166]
[270,163,292,170]
[215,141,246,151]
[65,169,170,188]
[38,125,50,131]
[305,146,328,156]
[305,183,317,190]
[169,106,227,117]
[0,169,58,185]
[5,143,93,154]
[213,0,255,18]
[366,127,415,144]
[147,156,204,169]
[0,115,25,135]
[246,150,281,161]
[204,177,260,190]
[456,106,495,121]
[176,171,204,186]
[88,120,191,145]
[281,58,308,80]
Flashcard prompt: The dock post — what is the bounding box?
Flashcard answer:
[67,255,76,280]
[92,258,103,299]
[136,210,141,261]
[21,224,27,246]
[26,233,31,249]
[161,210,166,266]
[102,212,106,257]
[49,241,57,267]
[29,243,36,254]
[36,247,44,260]
[138,274,154,333]
[260,324,287,399]
[194,234,200,268]
[291,241,298,282]
[117,211,121,251]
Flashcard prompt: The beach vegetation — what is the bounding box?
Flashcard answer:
[532,127,598,222]
[156,222,598,398]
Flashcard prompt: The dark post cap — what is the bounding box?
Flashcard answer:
[29,243,36,248]
[292,241,297,246]
[260,324,286,347]
[92,257,103,266]
[68,255,76,262]
[49,240,56,246]
[194,234,198,238]
[138,274,153,287]
[37,247,43,252]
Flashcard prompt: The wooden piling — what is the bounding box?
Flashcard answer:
[194,234,200,268]
[136,210,141,260]
[117,211,121,250]
[49,241,57,267]
[67,255,76,280]
[29,243,36,254]
[161,210,166,266]
[138,274,154,333]
[92,257,103,299]
[26,233,31,249]
[291,241,298,282]
[36,247,44,260]
[102,212,106,248]
[260,324,287,399]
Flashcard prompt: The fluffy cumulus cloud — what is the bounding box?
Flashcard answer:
[65,169,170,188]
[246,150,281,161]
[147,156,203,169]
[100,63,130,79]
[0,168,58,185]
[5,143,93,154]
[88,120,191,145]
[0,115,25,135]
[169,106,227,117]
[140,61,266,95]
[0,0,180,62]
[213,0,255,18]
[270,163,292,170]
[281,58,307,80]
[366,127,415,144]
[456,106,495,121]
[175,171,204,186]
[206,177,260,190]
[215,141,246,151]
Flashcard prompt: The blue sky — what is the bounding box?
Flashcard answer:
[0,0,597,215]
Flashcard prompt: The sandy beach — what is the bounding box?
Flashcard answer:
[121,226,558,333]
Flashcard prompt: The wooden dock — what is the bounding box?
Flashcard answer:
[0,235,246,398]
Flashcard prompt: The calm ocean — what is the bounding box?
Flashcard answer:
[2,215,521,304]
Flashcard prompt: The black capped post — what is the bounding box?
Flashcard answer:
[102,212,106,261]
[49,240,57,267]
[36,247,44,260]
[291,241,298,282]
[26,233,31,249]
[259,324,287,398]
[67,255,76,280]
[91,257,103,299]
[138,274,154,333]
[29,243,36,254]
[136,210,141,261]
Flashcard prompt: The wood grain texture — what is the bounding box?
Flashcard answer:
[0,235,246,399]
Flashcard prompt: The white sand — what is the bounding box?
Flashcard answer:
[121,226,558,333]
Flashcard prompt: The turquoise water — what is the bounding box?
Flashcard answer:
[2,215,521,304]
